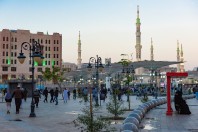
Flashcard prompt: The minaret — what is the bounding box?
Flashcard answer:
[150,38,154,61]
[180,44,185,72]
[176,40,180,72]
[135,5,142,62]
[77,31,82,69]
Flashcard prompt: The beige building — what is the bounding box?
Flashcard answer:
[62,62,77,72]
[0,29,62,83]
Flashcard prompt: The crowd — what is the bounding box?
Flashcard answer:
[2,84,196,115]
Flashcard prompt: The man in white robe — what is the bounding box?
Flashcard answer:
[63,88,68,103]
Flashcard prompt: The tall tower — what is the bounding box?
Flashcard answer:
[135,5,142,62]
[176,40,180,72]
[180,44,185,72]
[150,38,154,61]
[77,31,82,69]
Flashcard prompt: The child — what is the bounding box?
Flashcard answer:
[5,91,12,114]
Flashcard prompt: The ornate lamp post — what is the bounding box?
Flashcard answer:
[17,40,44,117]
[87,55,104,106]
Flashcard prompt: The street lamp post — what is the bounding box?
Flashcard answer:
[87,55,104,106]
[17,40,44,117]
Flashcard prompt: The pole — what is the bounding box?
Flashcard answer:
[96,57,99,106]
[89,86,93,132]
[166,75,172,115]
[29,45,36,117]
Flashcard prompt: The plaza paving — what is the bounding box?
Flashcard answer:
[139,98,198,132]
[0,94,143,132]
[0,94,197,132]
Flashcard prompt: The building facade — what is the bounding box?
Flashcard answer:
[0,29,62,83]
[62,62,77,72]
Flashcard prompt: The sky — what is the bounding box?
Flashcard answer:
[0,0,198,71]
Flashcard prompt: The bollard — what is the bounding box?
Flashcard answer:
[123,117,139,126]
[122,123,138,132]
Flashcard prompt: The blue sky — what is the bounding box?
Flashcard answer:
[0,0,198,70]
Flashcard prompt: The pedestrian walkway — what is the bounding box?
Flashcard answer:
[139,98,198,132]
[0,94,144,132]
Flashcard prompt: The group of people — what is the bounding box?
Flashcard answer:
[42,87,59,105]
[4,86,72,114]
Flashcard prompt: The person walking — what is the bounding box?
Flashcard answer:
[49,89,54,103]
[43,87,48,103]
[83,87,88,102]
[68,89,70,100]
[33,89,40,108]
[12,85,24,114]
[5,90,12,114]
[54,88,59,105]
[23,88,28,102]
[73,88,77,99]
[63,88,68,103]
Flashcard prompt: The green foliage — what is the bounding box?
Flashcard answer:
[141,96,149,103]
[118,59,130,66]
[77,106,112,132]
[106,90,125,118]
[41,66,64,84]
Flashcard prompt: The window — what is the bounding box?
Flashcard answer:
[57,40,59,44]
[2,67,8,71]
[48,54,50,58]
[6,52,8,56]
[3,44,5,49]
[30,39,32,43]
[3,37,5,41]
[57,54,59,58]
[48,40,50,44]
[37,68,42,72]
[6,44,8,49]
[48,47,50,51]
[14,60,17,64]
[54,47,56,51]
[45,61,47,65]
[56,61,59,65]
[11,45,13,49]
[11,37,14,42]
[11,60,13,64]
[29,60,31,65]
[48,61,50,65]
[29,67,32,72]
[57,47,59,51]
[11,67,16,71]
[54,54,55,58]
[54,40,56,44]
[45,40,47,44]
[3,52,5,56]
[11,52,13,57]
[45,46,47,51]
[45,54,47,58]
[41,39,43,44]
[14,52,17,57]
[6,37,9,41]
[2,59,5,64]
[11,75,16,79]
[15,38,17,42]
[15,45,17,49]
[38,39,40,43]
